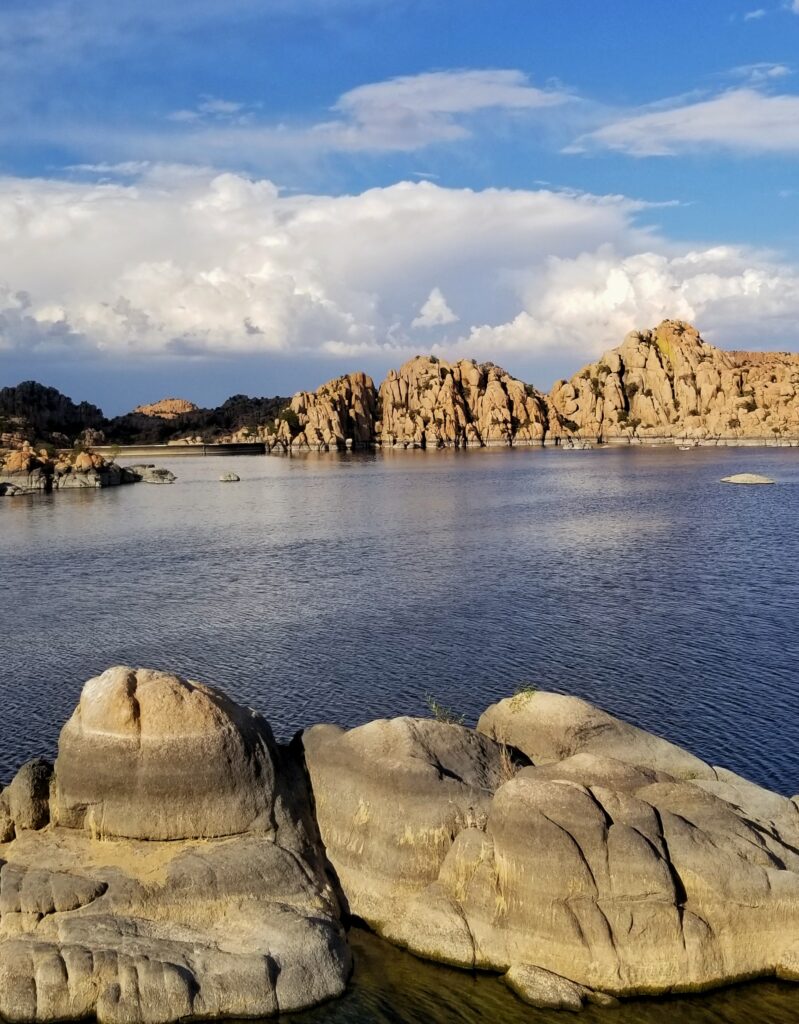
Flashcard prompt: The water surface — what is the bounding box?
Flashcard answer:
[2,445,799,1023]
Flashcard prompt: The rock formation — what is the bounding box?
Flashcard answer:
[287,372,377,451]
[304,690,799,1010]
[549,320,799,444]
[132,398,199,419]
[2,670,799,1017]
[0,448,173,495]
[376,356,550,449]
[0,382,104,450]
[0,667,350,1022]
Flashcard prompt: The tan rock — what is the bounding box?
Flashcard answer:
[549,320,799,443]
[303,694,799,1005]
[132,398,199,419]
[0,667,350,1023]
[377,356,548,448]
[289,372,377,450]
[52,666,277,840]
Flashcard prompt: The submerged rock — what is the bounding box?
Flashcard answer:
[304,691,799,1007]
[721,473,775,485]
[0,667,350,1023]
[125,464,177,484]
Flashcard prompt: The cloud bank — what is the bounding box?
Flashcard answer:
[1,167,798,377]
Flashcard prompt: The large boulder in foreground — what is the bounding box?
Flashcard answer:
[53,666,276,840]
[304,692,799,1009]
[0,667,350,1023]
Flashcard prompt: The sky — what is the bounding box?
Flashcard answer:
[2,0,799,413]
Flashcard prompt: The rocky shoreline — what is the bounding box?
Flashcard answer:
[0,446,176,496]
[1,668,797,1020]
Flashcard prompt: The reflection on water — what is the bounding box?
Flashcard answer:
[2,446,799,1022]
[292,928,799,1024]
[2,445,799,794]
[2,446,797,793]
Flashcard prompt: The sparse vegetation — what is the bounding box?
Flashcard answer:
[424,694,465,726]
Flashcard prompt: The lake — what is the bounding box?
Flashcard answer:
[2,444,798,1021]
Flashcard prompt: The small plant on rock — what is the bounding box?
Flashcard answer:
[424,694,465,726]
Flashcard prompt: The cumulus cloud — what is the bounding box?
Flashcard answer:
[412,287,459,328]
[1,167,798,375]
[574,87,799,156]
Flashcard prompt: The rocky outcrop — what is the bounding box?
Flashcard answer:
[0,448,178,495]
[132,398,199,419]
[549,320,799,444]
[0,382,104,449]
[287,373,377,451]
[377,356,549,449]
[0,667,350,1023]
[125,464,177,485]
[304,690,799,1010]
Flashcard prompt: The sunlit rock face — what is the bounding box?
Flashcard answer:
[0,667,350,1023]
[132,398,199,419]
[304,691,799,1011]
[549,320,799,443]
[377,356,550,449]
[288,371,378,451]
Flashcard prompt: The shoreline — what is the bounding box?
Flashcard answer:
[92,435,799,458]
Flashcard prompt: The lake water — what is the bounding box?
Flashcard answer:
[2,445,798,1021]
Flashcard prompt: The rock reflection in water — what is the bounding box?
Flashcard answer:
[291,928,799,1024]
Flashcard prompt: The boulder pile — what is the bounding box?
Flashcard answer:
[1,672,797,1019]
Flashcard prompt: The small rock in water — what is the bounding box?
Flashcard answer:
[219,472,240,482]
[721,473,775,485]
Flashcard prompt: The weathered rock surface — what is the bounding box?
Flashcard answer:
[0,447,154,495]
[219,472,240,482]
[477,690,715,780]
[53,667,278,840]
[124,464,177,485]
[377,356,550,449]
[0,667,350,1022]
[304,691,799,1007]
[549,320,799,444]
[288,372,377,451]
[132,398,199,419]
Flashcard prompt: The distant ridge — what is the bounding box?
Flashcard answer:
[2,321,799,451]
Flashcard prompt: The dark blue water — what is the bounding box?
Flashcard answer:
[2,444,799,1023]
[1,445,798,796]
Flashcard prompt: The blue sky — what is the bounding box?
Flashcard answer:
[2,0,799,411]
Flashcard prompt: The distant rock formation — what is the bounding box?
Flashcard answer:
[549,320,799,443]
[377,356,550,448]
[0,382,104,449]
[5,322,799,453]
[133,398,199,419]
[0,446,172,495]
[289,372,377,450]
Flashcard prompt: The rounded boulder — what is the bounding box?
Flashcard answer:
[53,666,277,840]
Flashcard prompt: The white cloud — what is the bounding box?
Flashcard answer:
[1,167,798,374]
[576,87,799,156]
[412,287,459,328]
[730,62,792,83]
[458,246,799,361]
[743,8,767,19]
